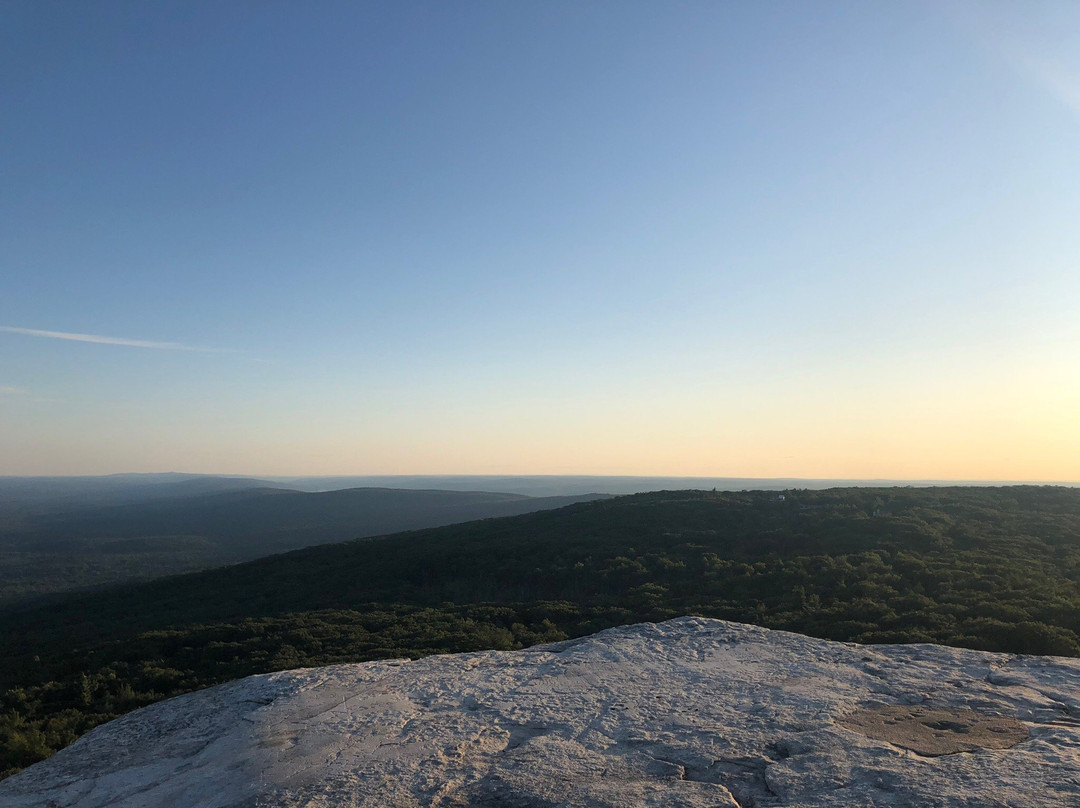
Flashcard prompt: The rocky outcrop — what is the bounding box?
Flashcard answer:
[3,617,1079,807]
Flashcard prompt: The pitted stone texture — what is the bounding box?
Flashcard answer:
[837,705,1029,756]
[3,618,1079,807]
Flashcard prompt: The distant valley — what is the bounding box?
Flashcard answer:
[0,475,606,602]
[10,471,1063,603]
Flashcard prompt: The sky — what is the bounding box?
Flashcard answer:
[2,1,1079,479]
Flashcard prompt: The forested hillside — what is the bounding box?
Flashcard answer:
[3,486,1079,777]
[0,486,605,601]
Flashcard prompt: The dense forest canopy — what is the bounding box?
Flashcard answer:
[2,486,1079,778]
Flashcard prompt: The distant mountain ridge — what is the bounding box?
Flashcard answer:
[266,474,1080,496]
[6,486,605,552]
[6,472,1074,505]
[0,482,608,602]
[0,474,280,517]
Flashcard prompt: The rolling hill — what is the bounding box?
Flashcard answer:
[0,484,607,601]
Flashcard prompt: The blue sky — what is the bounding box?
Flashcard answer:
[2,1,1079,478]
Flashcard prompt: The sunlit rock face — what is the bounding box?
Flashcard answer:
[3,617,1079,807]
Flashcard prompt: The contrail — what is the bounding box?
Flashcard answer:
[0,325,225,353]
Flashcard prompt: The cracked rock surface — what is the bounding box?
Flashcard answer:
[3,617,1079,807]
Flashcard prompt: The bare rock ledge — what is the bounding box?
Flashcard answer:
[3,617,1079,807]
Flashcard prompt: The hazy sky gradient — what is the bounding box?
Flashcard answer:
[3,1,1079,479]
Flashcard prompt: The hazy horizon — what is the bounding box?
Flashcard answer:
[3,471,1077,488]
[4,2,1078,479]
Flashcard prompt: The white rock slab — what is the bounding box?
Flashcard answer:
[3,617,1079,807]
